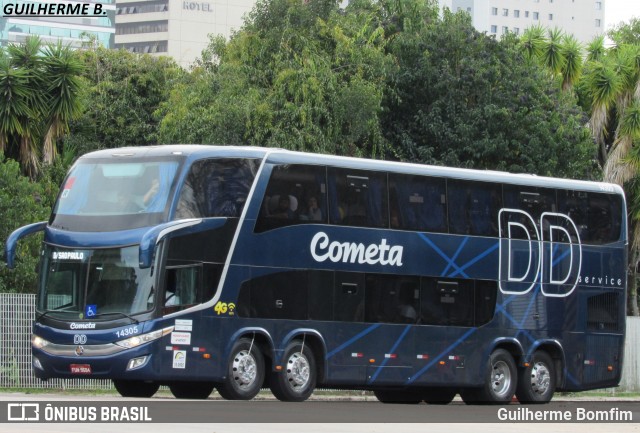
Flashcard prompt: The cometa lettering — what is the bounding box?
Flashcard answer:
[310,232,403,266]
[70,323,96,330]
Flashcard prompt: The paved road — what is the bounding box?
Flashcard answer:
[0,393,638,433]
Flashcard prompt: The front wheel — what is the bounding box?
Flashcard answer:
[113,380,159,398]
[216,338,265,400]
[270,341,316,402]
[515,351,556,404]
[460,348,517,405]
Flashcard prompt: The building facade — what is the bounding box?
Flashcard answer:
[114,0,255,67]
[0,0,116,48]
[439,0,605,42]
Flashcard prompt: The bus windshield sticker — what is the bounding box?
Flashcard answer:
[174,319,193,332]
[171,332,191,345]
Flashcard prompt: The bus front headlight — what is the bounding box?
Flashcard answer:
[32,335,50,349]
[115,326,174,349]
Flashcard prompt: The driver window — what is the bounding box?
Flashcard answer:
[163,266,201,314]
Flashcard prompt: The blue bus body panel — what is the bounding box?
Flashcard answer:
[27,146,627,392]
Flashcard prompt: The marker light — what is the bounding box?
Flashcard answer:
[32,335,50,349]
[127,356,149,371]
[33,357,44,371]
[115,326,174,349]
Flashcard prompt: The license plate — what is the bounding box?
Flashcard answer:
[70,364,92,374]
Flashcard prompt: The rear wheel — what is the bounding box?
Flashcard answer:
[216,338,265,400]
[113,380,159,398]
[169,382,215,399]
[374,390,422,404]
[270,341,317,402]
[515,351,556,404]
[460,349,516,405]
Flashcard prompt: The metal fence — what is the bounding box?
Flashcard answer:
[0,293,112,390]
[1,293,639,392]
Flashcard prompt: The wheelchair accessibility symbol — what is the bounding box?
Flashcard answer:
[85,305,97,317]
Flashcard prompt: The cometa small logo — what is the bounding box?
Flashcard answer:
[2,2,107,17]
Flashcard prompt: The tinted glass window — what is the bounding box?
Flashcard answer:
[389,174,447,232]
[236,271,308,320]
[365,274,420,324]
[448,180,501,236]
[328,168,388,228]
[176,158,259,219]
[420,278,475,327]
[255,164,327,232]
[558,191,622,244]
[502,186,556,240]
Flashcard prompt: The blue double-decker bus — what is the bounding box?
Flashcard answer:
[5,145,627,404]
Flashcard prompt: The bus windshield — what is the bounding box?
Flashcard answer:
[51,159,180,231]
[38,245,155,318]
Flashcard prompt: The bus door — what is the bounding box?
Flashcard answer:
[327,272,368,384]
[363,275,418,385]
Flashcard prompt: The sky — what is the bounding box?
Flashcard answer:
[606,0,640,29]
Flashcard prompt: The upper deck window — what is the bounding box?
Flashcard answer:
[175,158,260,219]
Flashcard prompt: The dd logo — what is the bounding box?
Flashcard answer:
[73,334,87,344]
[499,209,582,297]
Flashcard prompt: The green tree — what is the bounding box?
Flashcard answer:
[68,47,183,154]
[383,10,595,178]
[0,36,84,177]
[158,0,392,158]
[0,157,50,293]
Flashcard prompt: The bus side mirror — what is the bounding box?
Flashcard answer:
[5,221,47,269]
[139,218,227,268]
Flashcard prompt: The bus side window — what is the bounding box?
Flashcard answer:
[175,158,259,219]
[162,265,202,314]
[558,191,622,245]
[328,168,388,228]
[389,174,446,232]
[364,274,419,324]
[255,164,327,233]
[448,180,501,237]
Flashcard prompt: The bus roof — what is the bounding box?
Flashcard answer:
[79,145,624,197]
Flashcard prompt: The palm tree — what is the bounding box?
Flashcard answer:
[559,34,582,91]
[586,35,605,62]
[520,25,545,61]
[0,53,32,155]
[541,28,566,76]
[41,41,85,165]
[583,59,622,166]
[6,36,47,177]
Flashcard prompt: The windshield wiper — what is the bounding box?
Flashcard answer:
[91,311,139,324]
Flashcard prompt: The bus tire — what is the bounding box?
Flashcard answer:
[374,390,422,404]
[515,351,556,404]
[460,349,517,404]
[169,381,215,399]
[422,387,457,404]
[216,338,265,400]
[113,380,159,398]
[270,341,317,402]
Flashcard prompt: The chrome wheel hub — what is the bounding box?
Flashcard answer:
[530,361,551,395]
[286,352,310,391]
[232,350,257,389]
[491,360,512,398]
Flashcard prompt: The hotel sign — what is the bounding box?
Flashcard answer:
[183,1,213,12]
